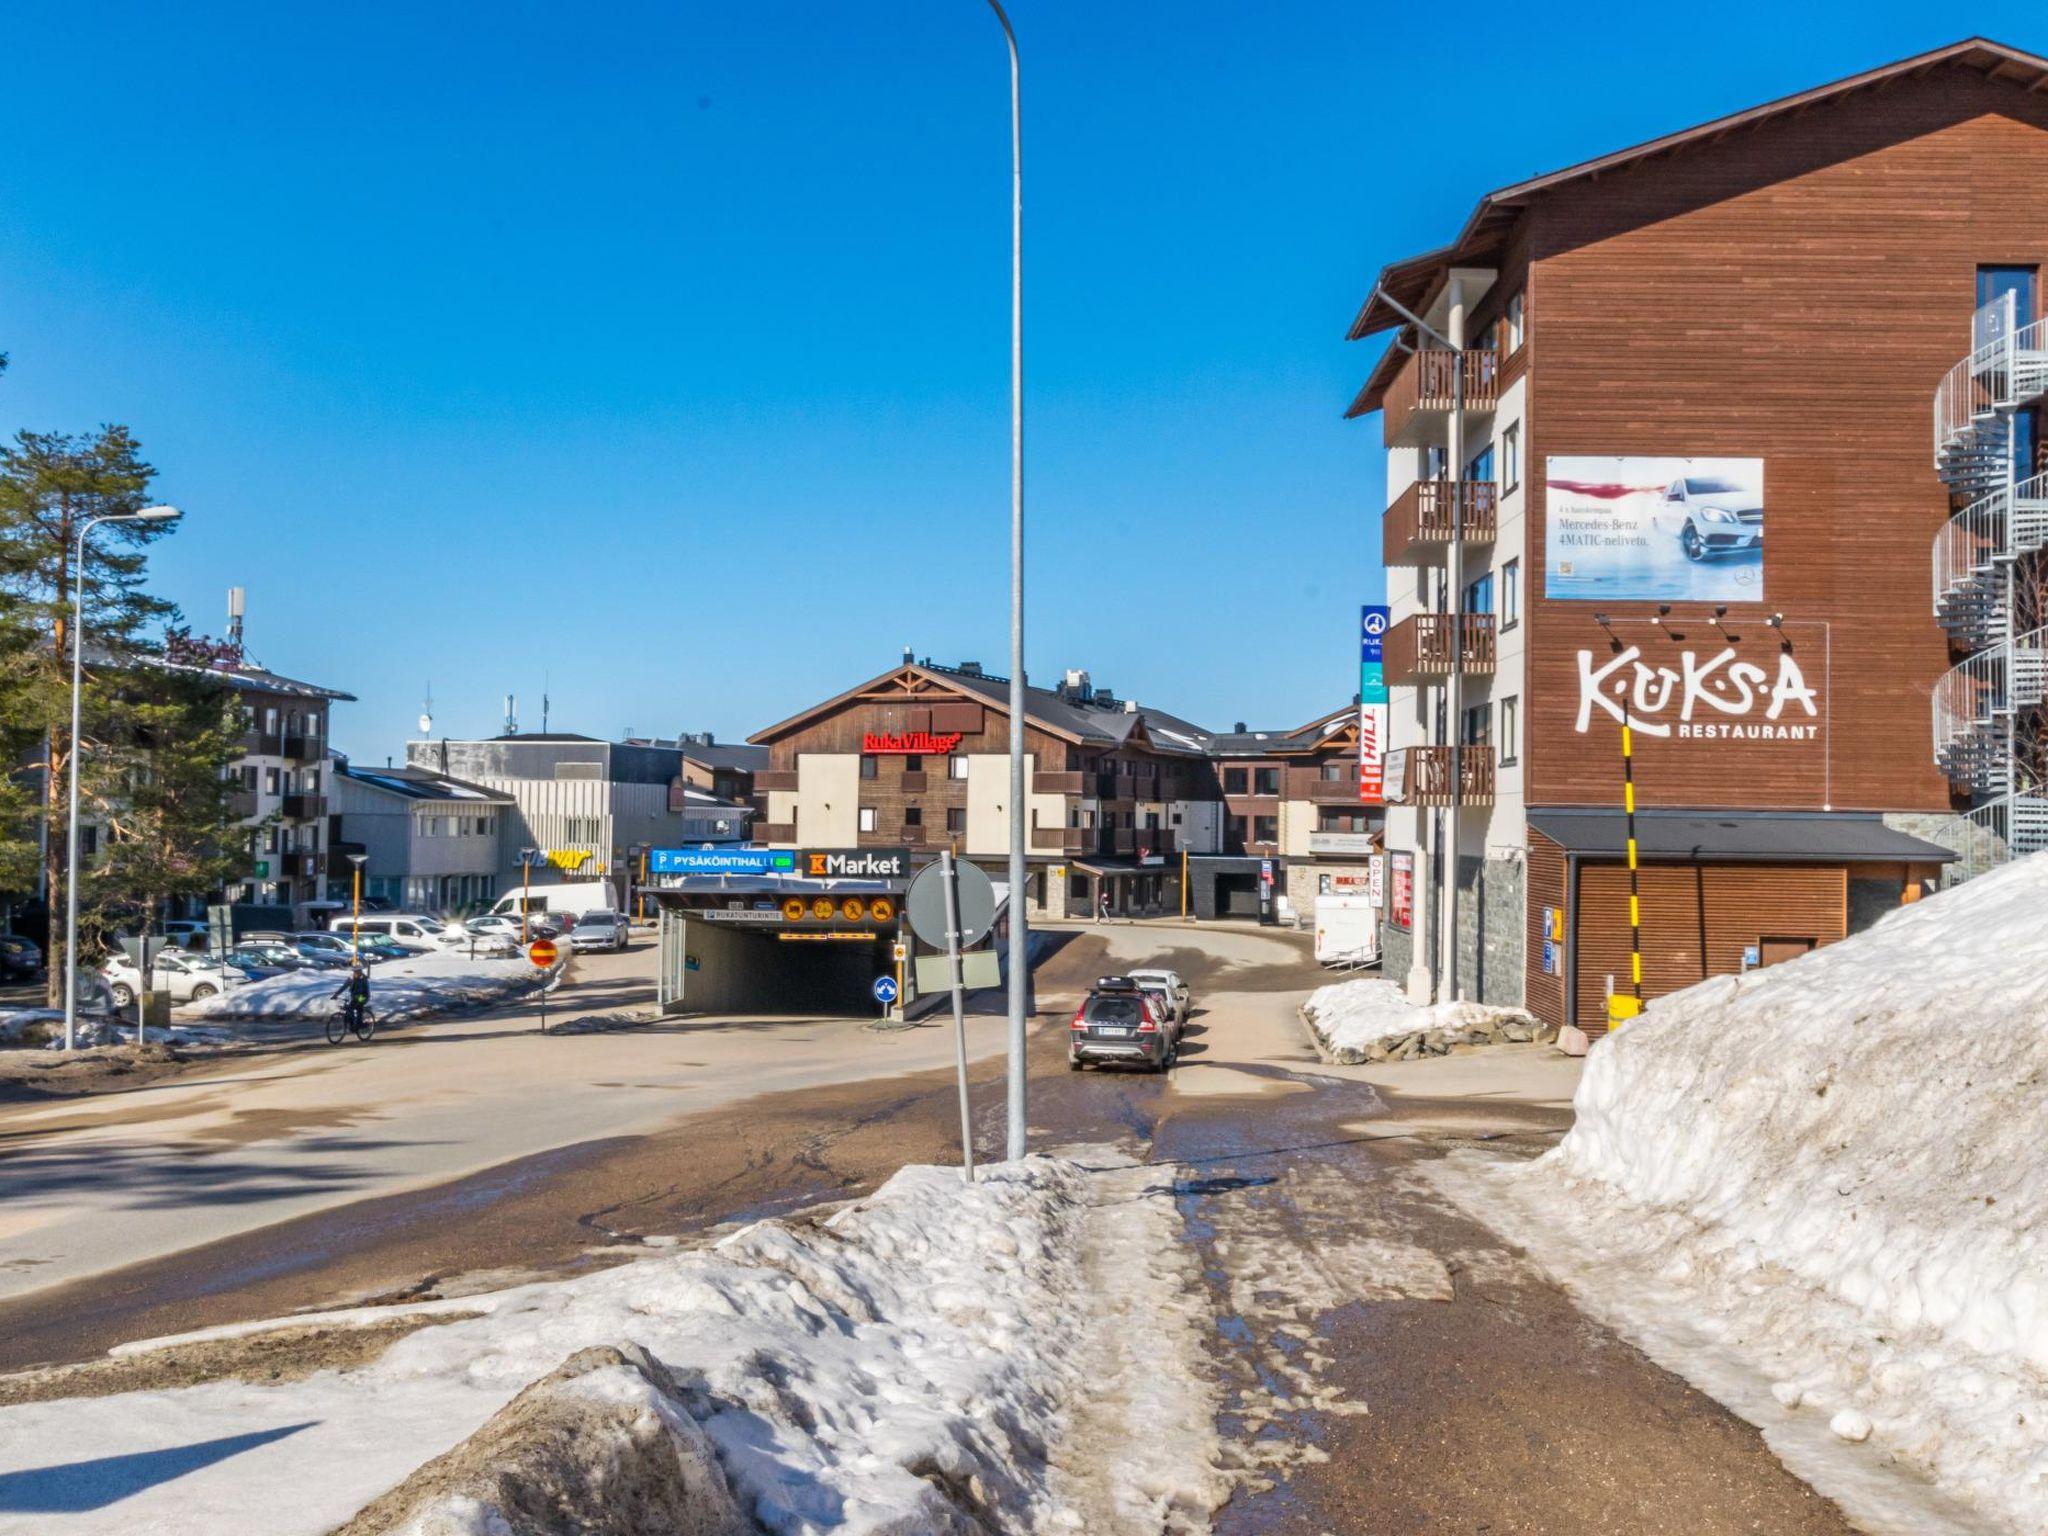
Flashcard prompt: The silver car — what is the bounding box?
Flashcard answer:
[568,910,630,952]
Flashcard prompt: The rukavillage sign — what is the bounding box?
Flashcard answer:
[861,731,963,754]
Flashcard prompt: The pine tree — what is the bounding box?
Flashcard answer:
[0,425,178,1000]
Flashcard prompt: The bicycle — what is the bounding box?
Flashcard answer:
[327,971,377,1045]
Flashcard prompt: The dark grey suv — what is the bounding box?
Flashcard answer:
[1069,977,1174,1072]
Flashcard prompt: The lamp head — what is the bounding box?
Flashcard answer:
[133,505,182,524]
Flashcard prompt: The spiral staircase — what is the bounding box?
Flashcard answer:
[1930,293,2048,879]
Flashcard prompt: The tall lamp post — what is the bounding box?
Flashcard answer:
[982,0,1028,1164]
[347,853,369,964]
[62,504,183,1053]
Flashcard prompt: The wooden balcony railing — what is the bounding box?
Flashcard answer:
[281,792,326,821]
[1303,777,1362,804]
[1381,345,1502,448]
[1032,770,1085,796]
[752,769,798,793]
[1381,613,1498,685]
[1032,826,1089,852]
[226,786,258,820]
[1383,479,1498,567]
[754,821,796,844]
[899,771,929,794]
[1385,745,1495,808]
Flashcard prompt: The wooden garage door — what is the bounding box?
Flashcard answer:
[1574,862,1846,1032]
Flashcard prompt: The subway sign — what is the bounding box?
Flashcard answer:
[650,848,799,876]
[861,731,963,754]
[805,848,912,879]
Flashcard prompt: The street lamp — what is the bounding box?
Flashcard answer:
[982,0,1029,1165]
[518,848,543,944]
[347,853,369,964]
[62,504,182,1052]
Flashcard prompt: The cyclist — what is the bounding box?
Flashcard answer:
[331,963,371,1038]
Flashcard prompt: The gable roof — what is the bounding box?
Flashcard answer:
[1345,38,2048,350]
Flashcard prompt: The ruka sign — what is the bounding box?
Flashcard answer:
[862,730,963,754]
[1576,644,1820,740]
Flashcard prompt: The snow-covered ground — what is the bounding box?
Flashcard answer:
[1433,855,2048,1535]
[184,952,552,1024]
[0,1152,1219,1535]
[1300,976,1535,1061]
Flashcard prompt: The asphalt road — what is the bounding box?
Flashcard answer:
[0,919,1877,1532]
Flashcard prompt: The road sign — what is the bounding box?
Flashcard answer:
[872,974,899,1005]
[527,937,558,967]
[906,859,996,948]
[891,941,908,963]
[650,848,799,876]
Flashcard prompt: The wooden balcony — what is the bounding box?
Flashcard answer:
[1381,613,1497,686]
[899,771,929,793]
[754,821,796,844]
[1032,826,1089,853]
[1383,479,1498,567]
[1032,770,1084,795]
[1381,345,1501,448]
[226,785,258,820]
[1303,777,1362,804]
[752,768,798,793]
[1385,745,1495,808]
[282,792,326,821]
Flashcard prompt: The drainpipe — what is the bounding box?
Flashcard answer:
[1442,274,1468,1003]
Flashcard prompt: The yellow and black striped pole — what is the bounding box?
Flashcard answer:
[1608,702,1645,1028]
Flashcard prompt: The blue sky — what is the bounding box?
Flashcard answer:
[4,2,2044,757]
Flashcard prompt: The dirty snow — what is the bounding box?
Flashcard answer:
[1432,854,2048,1535]
[1300,976,1533,1061]
[0,1152,1221,1535]
[184,953,552,1023]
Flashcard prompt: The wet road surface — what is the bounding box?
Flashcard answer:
[0,921,1862,1533]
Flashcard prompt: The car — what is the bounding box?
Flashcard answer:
[467,913,563,942]
[1127,969,1190,1032]
[220,946,299,981]
[0,934,42,979]
[1068,977,1175,1072]
[99,950,248,1007]
[329,914,466,954]
[295,930,401,965]
[568,910,630,952]
[1657,474,1763,562]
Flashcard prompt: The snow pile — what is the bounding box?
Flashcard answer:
[185,952,552,1023]
[46,1018,236,1050]
[1435,855,2048,1532]
[1301,977,1538,1062]
[0,1154,1211,1535]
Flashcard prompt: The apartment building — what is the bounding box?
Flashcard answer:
[213,665,355,908]
[332,763,513,911]
[1343,39,2048,1029]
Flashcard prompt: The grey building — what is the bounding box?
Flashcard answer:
[332,764,513,912]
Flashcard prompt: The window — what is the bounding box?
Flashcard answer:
[264,767,280,794]
[1223,767,1247,795]
[1422,444,1447,480]
[1500,696,1520,766]
[1319,808,1370,832]
[1253,767,1280,797]
[1226,814,1249,846]
[1320,761,1348,781]
[1253,815,1279,845]
[945,807,966,833]
[902,754,922,774]
[1463,572,1494,615]
[905,806,923,826]
[859,754,878,781]
[949,755,969,780]
[1505,290,1524,352]
[1501,559,1521,631]
[263,707,278,734]
[1462,703,1492,748]
[1466,443,1495,486]
[1501,422,1521,493]
[859,807,877,832]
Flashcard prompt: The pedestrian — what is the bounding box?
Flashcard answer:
[1098,888,1112,924]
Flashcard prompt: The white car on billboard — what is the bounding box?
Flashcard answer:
[1656,474,1764,562]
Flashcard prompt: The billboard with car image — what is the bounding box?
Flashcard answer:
[1545,456,1764,602]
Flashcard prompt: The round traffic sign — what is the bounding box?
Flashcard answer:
[872,974,899,1005]
[906,859,997,949]
[527,938,559,968]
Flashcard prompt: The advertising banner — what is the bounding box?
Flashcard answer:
[1359,604,1389,804]
[1388,852,1413,930]
[1546,456,1764,602]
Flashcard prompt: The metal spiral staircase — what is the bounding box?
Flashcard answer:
[1930,293,2048,879]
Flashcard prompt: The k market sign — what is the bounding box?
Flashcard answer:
[1576,645,1820,741]
[805,848,912,879]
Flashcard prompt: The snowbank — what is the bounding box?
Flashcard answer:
[185,952,551,1023]
[1300,977,1538,1062]
[1435,855,2048,1532]
[0,1154,1207,1535]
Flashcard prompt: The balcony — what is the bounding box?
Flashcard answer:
[1032,770,1084,796]
[754,822,796,844]
[1384,745,1495,807]
[1032,826,1089,853]
[753,768,798,793]
[1381,613,1497,685]
[1383,479,1497,567]
[226,785,258,820]
[899,771,929,794]
[281,792,326,821]
[1382,346,1501,448]
[1291,773,1362,804]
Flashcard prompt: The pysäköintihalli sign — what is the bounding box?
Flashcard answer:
[861,731,963,755]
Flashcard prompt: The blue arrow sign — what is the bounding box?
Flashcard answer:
[872,975,900,1005]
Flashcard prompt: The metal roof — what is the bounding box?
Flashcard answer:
[1528,809,1957,863]
[337,764,514,804]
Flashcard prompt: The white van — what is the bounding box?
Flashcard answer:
[488,882,615,922]
[330,913,467,953]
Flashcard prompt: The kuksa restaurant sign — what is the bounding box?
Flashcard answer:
[1576,645,1819,741]
[862,731,963,754]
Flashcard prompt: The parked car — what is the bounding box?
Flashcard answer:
[569,910,630,953]
[293,930,401,965]
[0,934,42,980]
[1127,969,1190,1031]
[329,914,466,954]
[220,946,298,981]
[100,950,248,1007]
[466,913,563,942]
[1656,474,1763,562]
[1068,977,1175,1072]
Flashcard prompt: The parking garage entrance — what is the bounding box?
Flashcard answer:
[649,877,906,1018]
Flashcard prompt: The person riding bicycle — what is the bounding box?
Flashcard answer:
[332,963,370,1032]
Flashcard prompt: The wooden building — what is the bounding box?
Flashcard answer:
[1344,39,2048,1026]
